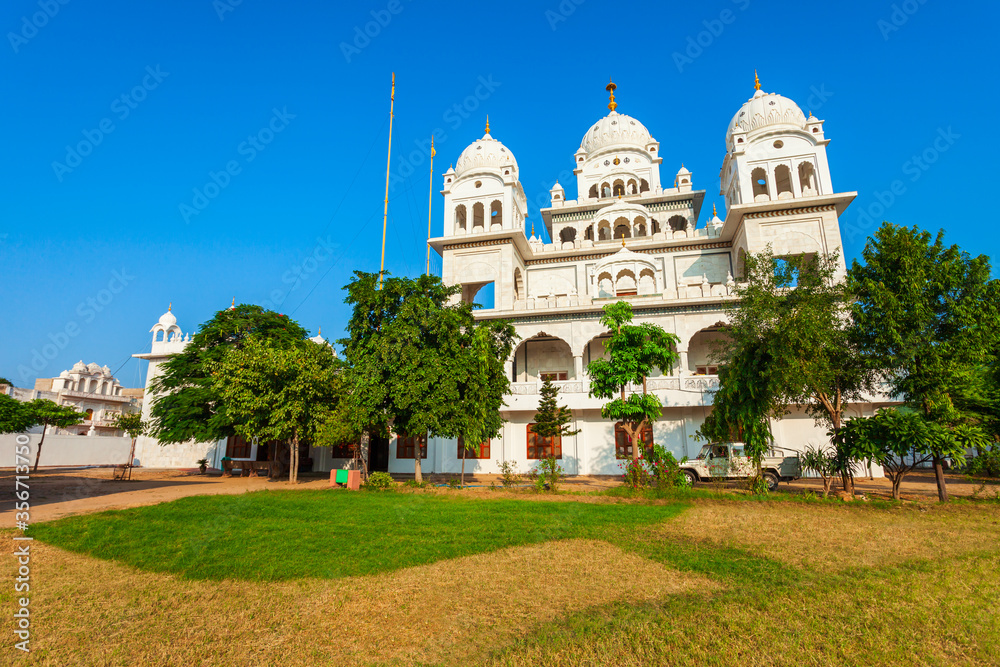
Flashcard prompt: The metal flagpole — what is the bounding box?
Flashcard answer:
[379,72,395,289]
[426,135,435,275]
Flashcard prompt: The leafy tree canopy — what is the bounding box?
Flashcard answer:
[587,301,679,459]
[149,305,308,443]
[0,394,35,434]
[212,336,344,482]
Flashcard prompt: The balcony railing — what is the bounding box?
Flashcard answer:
[510,375,719,395]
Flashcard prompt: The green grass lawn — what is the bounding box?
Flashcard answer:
[28,489,686,581]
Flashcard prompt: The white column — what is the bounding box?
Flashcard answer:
[677,350,689,376]
[573,355,584,380]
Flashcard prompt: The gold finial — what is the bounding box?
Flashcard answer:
[621,238,627,248]
[713,202,717,217]
[485,115,490,134]
[318,326,321,336]
[754,70,761,91]
[168,302,171,312]
[606,78,618,112]
[531,222,535,237]
[231,297,235,307]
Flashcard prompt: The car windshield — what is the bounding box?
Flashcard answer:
[696,445,713,460]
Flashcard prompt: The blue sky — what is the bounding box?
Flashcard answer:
[2,0,997,387]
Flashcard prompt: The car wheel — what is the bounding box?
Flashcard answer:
[763,471,779,492]
[682,469,697,486]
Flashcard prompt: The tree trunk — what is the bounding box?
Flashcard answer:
[821,476,831,498]
[289,436,298,484]
[31,423,48,473]
[461,442,466,488]
[892,474,902,501]
[127,437,137,469]
[414,446,423,484]
[932,456,949,502]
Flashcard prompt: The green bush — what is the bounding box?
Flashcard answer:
[496,460,522,488]
[364,472,394,490]
[965,446,1000,477]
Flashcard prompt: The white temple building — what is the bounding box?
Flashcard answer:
[133,78,893,477]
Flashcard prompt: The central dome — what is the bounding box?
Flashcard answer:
[454,132,519,178]
[580,111,654,155]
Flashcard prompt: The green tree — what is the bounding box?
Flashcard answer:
[587,301,679,463]
[24,399,86,472]
[212,336,343,483]
[849,223,1000,501]
[533,376,580,443]
[337,271,515,485]
[455,323,517,487]
[712,249,875,493]
[149,305,308,444]
[0,394,34,434]
[112,412,146,471]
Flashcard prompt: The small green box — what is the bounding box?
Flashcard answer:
[335,469,349,484]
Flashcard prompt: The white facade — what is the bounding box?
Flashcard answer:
[408,79,888,478]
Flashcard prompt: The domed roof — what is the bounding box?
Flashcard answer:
[594,243,656,272]
[580,111,654,155]
[594,197,650,220]
[72,360,87,372]
[157,306,177,329]
[454,131,518,179]
[86,362,101,373]
[727,88,806,143]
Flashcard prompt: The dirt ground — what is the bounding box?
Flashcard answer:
[2,465,998,524]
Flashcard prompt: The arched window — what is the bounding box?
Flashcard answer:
[514,268,524,301]
[798,161,817,195]
[751,167,769,201]
[455,204,467,232]
[615,422,653,459]
[155,329,164,342]
[651,218,660,234]
[638,268,656,295]
[774,165,793,198]
[627,179,637,195]
[613,180,625,197]
[85,408,94,421]
[597,272,614,297]
[613,222,631,239]
[668,215,687,232]
[589,184,599,199]
[598,220,611,241]
[584,225,594,241]
[472,202,485,230]
[559,227,577,243]
[639,179,649,193]
[601,182,611,198]
[634,216,647,237]
[615,269,637,296]
[490,200,503,227]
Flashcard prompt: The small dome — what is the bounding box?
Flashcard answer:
[676,164,691,176]
[580,111,654,155]
[158,308,177,328]
[454,132,519,179]
[72,360,87,372]
[727,88,807,144]
[86,362,101,373]
[594,244,657,273]
[551,181,564,191]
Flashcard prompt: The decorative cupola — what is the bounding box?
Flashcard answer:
[675,164,693,193]
[549,181,565,206]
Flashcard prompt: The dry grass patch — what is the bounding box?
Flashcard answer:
[653,501,1000,571]
[1,537,714,666]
